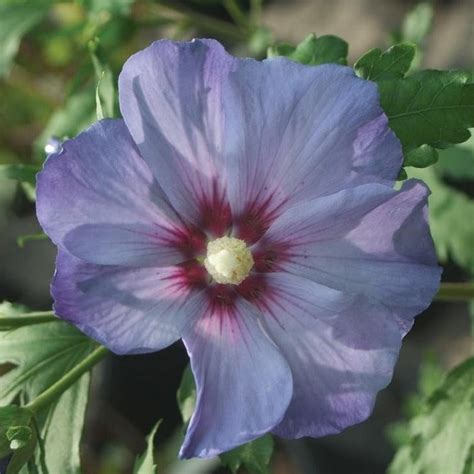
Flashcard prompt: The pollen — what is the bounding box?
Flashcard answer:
[204,236,254,285]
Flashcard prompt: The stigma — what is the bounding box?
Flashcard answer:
[204,236,254,285]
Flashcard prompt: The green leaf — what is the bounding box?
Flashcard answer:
[6,426,32,450]
[177,365,196,425]
[268,33,348,65]
[0,164,40,185]
[0,405,35,474]
[388,357,474,474]
[354,43,416,81]
[220,434,274,474]
[436,135,474,180]
[404,145,439,168]
[0,406,32,458]
[379,70,474,152]
[267,43,294,59]
[89,39,116,120]
[408,166,474,273]
[397,168,408,181]
[0,305,97,472]
[400,2,434,46]
[0,0,52,77]
[386,354,444,450]
[83,0,134,16]
[133,421,161,474]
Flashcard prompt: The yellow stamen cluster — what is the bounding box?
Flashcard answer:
[204,236,254,285]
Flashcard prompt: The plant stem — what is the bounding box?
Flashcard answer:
[25,346,108,415]
[0,311,57,330]
[435,282,474,301]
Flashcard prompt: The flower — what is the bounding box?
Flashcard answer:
[36,39,441,459]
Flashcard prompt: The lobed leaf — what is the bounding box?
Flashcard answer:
[0,303,97,473]
[354,43,416,81]
[408,166,474,273]
[268,33,348,65]
[379,70,474,152]
[388,357,474,474]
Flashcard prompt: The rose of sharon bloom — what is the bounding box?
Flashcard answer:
[36,39,441,458]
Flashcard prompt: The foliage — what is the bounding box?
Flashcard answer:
[0,1,473,473]
[436,135,474,180]
[0,0,53,77]
[354,43,416,81]
[408,166,474,274]
[268,33,348,65]
[220,435,274,474]
[388,358,474,474]
[379,70,474,152]
[133,421,161,474]
[0,302,97,473]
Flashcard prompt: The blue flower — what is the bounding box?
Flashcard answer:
[36,39,441,458]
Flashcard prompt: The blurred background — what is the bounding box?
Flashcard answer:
[0,0,473,473]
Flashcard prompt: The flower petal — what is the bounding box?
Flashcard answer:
[118,39,235,228]
[254,180,441,335]
[222,60,402,224]
[180,296,292,458]
[36,119,192,267]
[52,250,203,354]
[254,272,401,438]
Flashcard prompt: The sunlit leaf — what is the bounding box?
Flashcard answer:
[89,39,116,120]
[400,2,434,47]
[0,303,97,472]
[133,421,161,474]
[409,166,474,273]
[388,358,474,474]
[176,365,196,426]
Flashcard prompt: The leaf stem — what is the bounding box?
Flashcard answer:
[0,312,57,330]
[17,233,48,248]
[25,346,108,415]
[435,282,474,301]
